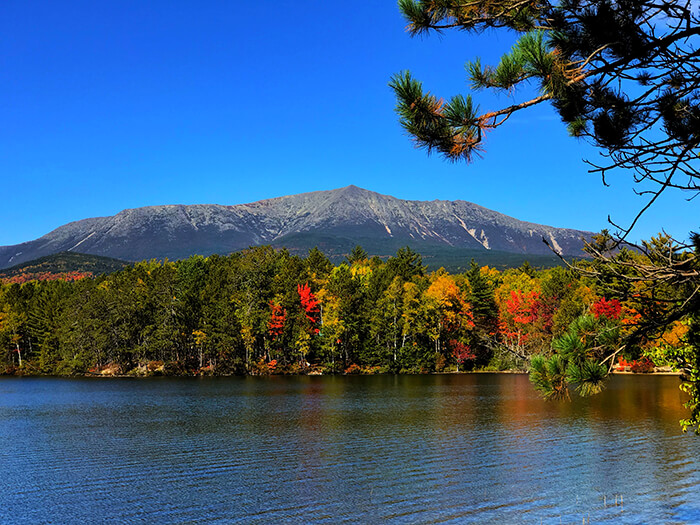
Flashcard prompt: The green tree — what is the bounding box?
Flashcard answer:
[371,276,405,366]
[56,278,110,373]
[386,246,425,282]
[325,263,368,365]
[175,255,208,366]
[140,260,180,364]
[0,283,34,370]
[0,303,27,368]
[400,280,433,370]
[466,261,498,362]
[229,246,282,369]
[27,281,73,372]
[306,247,333,284]
[199,255,245,374]
[347,245,369,265]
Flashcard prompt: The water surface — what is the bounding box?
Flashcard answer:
[1,374,698,523]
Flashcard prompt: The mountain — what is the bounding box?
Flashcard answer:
[0,252,129,279]
[0,186,592,269]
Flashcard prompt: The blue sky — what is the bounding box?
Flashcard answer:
[1,1,696,247]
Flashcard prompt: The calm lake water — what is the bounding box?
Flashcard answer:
[1,374,699,523]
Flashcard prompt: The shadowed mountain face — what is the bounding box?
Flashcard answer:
[0,186,592,269]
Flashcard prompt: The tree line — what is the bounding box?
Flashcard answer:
[0,241,690,382]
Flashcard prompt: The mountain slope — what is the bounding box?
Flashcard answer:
[0,186,592,269]
[0,252,128,279]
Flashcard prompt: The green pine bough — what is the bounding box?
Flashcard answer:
[530,314,615,400]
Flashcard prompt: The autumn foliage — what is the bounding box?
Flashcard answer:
[268,301,287,338]
[297,283,320,332]
[0,244,690,381]
[450,340,475,364]
[591,298,622,320]
[1,271,92,284]
[506,290,542,325]
[616,356,655,373]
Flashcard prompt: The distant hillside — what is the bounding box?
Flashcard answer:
[275,234,566,271]
[0,247,565,282]
[416,247,566,272]
[0,252,129,280]
[0,186,592,269]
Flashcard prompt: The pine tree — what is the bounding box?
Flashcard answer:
[466,261,498,362]
[347,245,368,265]
[386,246,425,282]
[530,314,615,400]
[391,0,700,235]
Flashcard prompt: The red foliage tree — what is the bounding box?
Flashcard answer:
[591,298,622,320]
[505,290,542,325]
[297,283,320,334]
[268,301,287,339]
[450,339,475,364]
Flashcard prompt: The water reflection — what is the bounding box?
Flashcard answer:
[0,374,699,523]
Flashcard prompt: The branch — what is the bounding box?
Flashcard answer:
[479,94,553,127]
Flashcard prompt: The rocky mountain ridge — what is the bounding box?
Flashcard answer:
[0,186,592,269]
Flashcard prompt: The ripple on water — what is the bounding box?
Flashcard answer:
[1,374,699,524]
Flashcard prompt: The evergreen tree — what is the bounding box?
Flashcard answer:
[466,261,498,363]
[346,245,368,265]
[306,247,333,282]
[467,261,498,328]
[530,314,616,400]
[386,246,425,282]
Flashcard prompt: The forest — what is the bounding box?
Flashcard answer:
[0,239,691,383]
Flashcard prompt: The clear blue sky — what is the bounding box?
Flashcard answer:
[1,1,696,246]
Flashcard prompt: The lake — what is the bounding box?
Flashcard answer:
[1,374,699,523]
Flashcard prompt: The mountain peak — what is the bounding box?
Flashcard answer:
[332,185,374,197]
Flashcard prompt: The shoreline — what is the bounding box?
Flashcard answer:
[0,368,683,378]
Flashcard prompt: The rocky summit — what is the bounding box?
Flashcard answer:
[0,186,592,269]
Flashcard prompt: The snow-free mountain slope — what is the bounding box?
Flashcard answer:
[0,186,591,269]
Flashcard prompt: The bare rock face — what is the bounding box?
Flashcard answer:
[0,186,591,268]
